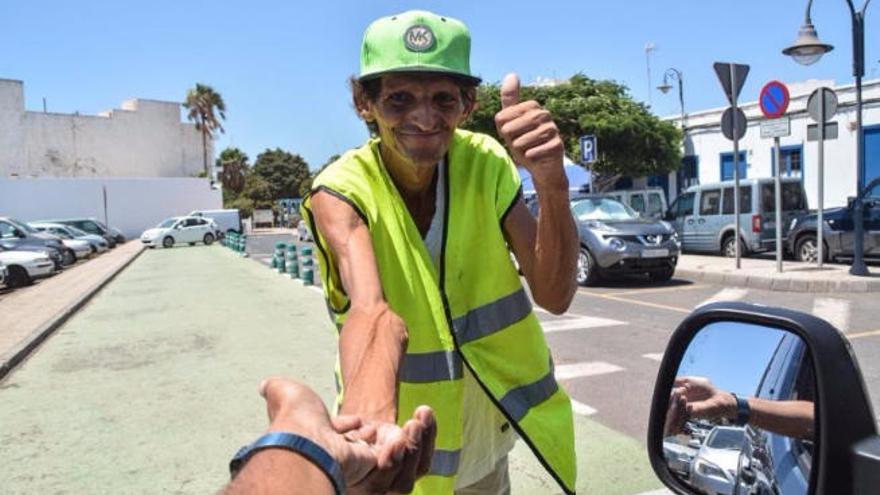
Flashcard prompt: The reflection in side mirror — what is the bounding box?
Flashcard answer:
[661,321,815,495]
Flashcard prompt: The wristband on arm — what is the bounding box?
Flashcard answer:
[229,432,345,495]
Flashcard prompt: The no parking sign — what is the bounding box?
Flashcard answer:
[759,81,790,119]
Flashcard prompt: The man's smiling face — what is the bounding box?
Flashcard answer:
[360,73,474,169]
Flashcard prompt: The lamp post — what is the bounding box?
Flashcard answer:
[783,0,871,276]
[658,68,686,129]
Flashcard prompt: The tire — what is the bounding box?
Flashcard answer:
[650,265,676,283]
[90,245,97,255]
[162,236,175,249]
[576,247,600,287]
[721,235,745,258]
[203,233,215,245]
[794,234,826,263]
[62,249,76,266]
[6,265,32,288]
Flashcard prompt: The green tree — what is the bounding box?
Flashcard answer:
[183,83,227,180]
[227,173,274,218]
[252,148,311,200]
[463,74,681,191]
[217,147,249,204]
[299,153,341,197]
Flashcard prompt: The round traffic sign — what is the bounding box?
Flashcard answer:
[759,81,790,119]
[721,107,747,141]
[807,87,838,123]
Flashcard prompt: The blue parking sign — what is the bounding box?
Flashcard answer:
[580,135,597,164]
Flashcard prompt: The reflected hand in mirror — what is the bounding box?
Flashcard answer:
[665,376,815,440]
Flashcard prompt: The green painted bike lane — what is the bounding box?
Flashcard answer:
[0,246,664,494]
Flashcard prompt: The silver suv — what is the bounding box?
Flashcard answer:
[665,178,808,257]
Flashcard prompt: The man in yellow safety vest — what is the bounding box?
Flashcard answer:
[302,9,579,494]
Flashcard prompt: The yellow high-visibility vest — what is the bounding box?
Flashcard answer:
[301,129,576,494]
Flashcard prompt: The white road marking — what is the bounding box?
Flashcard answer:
[634,489,674,495]
[554,361,624,380]
[696,287,749,308]
[642,353,664,362]
[541,316,626,332]
[812,297,851,333]
[570,399,597,416]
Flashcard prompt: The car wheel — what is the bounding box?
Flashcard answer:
[721,235,744,258]
[6,265,32,288]
[576,247,599,286]
[203,233,215,245]
[62,249,76,265]
[162,236,175,249]
[90,245,97,255]
[795,234,826,263]
[650,265,676,283]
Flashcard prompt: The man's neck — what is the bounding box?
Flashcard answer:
[379,144,438,201]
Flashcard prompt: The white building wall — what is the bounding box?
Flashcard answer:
[0,79,209,178]
[0,178,222,239]
[669,78,880,208]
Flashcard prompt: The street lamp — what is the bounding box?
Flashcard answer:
[657,68,686,129]
[783,0,872,276]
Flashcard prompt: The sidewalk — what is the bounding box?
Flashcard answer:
[0,241,144,378]
[676,254,880,293]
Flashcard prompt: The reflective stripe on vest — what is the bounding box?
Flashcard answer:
[451,288,532,345]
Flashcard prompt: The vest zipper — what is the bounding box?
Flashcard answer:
[437,156,575,495]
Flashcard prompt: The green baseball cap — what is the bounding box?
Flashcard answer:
[359,10,481,84]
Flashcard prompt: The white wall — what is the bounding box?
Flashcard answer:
[0,79,209,179]
[666,78,880,208]
[0,178,222,239]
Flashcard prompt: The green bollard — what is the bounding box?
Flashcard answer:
[302,267,314,285]
[240,235,248,257]
[300,245,313,257]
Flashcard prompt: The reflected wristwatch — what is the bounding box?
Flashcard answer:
[731,393,751,426]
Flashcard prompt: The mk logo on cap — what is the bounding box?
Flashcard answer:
[403,24,435,52]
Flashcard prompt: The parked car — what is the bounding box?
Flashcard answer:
[30,223,109,254]
[188,209,242,235]
[566,195,680,285]
[140,216,216,248]
[38,218,119,248]
[0,245,56,288]
[787,196,880,263]
[665,178,808,257]
[663,436,698,478]
[689,426,745,495]
[606,188,669,220]
[0,217,72,268]
[0,261,7,288]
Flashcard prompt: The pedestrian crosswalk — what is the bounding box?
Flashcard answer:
[541,316,625,332]
[555,361,624,380]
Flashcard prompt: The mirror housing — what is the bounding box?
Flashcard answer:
[648,302,878,495]
[13,229,26,238]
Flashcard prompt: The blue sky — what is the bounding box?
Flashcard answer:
[1,1,877,170]
[676,321,786,397]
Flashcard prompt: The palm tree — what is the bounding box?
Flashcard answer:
[183,83,226,180]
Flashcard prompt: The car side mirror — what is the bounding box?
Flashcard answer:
[663,211,674,221]
[13,229,26,238]
[648,302,879,495]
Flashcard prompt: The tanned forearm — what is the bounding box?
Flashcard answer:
[220,449,334,495]
[338,302,407,422]
[531,178,578,314]
[745,398,815,440]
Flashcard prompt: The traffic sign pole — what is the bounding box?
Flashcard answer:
[730,64,742,269]
[774,136,783,273]
[818,87,825,268]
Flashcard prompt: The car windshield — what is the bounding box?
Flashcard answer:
[571,198,638,221]
[158,218,178,228]
[9,219,37,233]
[707,429,745,450]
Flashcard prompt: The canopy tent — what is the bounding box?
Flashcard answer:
[518,156,591,197]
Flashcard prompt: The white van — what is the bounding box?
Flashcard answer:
[189,209,242,235]
[606,188,669,220]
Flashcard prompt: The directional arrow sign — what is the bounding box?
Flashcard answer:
[714,62,750,105]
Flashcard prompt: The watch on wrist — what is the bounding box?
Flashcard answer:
[731,393,751,426]
[229,432,345,495]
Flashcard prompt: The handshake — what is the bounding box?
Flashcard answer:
[221,378,436,495]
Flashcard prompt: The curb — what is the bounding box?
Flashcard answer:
[674,267,880,293]
[0,246,146,381]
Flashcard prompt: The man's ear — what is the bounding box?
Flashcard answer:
[352,91,375,122]
[458,87,478,124]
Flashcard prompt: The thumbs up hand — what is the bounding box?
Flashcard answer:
[495,73,566,190]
